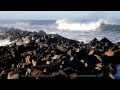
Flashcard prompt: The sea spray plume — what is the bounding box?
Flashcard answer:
[56,19,107,31]
[0,27,47,46]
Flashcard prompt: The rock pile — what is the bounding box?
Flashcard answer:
[0,27,119,79]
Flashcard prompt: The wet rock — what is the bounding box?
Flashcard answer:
[105,50,115,57]
[67,49,72,56]
[37,30,46,36]
[70,57,74,61]
[95,63,102,71]
[0,27,119,79]
[75,48,80,52]
[7,71,19,79]
[80,59,85,64]
[94,54,102,62]
[69,73,77,79]
[32,59,37,66]
[25,55,31,64]
[52,55,61,60]
[85,63,88,68]
[35,38,40,43]
[109,72,115,79]
[0,70,7,79]
[30,69,43,77]
[57,45,67,52]
[88,50,94,55]
[46,61,51,65]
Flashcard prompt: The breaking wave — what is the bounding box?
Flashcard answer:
[55,19,112,31]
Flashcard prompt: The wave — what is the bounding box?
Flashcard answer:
[0,21,56,32]
[0,19,120,33]
[55,19,116,31]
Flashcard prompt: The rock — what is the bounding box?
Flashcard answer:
[80,59,85,64]
[88,50,94,55]
[96,63,102,68]
[67,49,72,56]
[63,67,74,75]
[0,70,7,79]
[27,51,32,55]
[37,30,46,36]
[62,61,65,64]
[85,63,88,67]
[69,73,77,79]
[95,67,101,71]
[52,55,61,60]
[43,69,47,73]
[35,38,40,43]
[100,37,109,43]
[25,55,31,64]
[57,45,67,52]
[70,57,74,61]
[76,48,80,52]
[109,72,115,79]
[46,61,50,65]
[11,64,15,70]
[94,55,102,62]
[32,59,37,66]
[26,68,31,75]
[60,65,62,69]
[7,71,19,79]
[30,69,43,76]
[105,50,115,56]
[43,44,48,47]
[59,70,67,77]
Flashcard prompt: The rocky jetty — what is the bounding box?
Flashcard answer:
[0,27,119,79]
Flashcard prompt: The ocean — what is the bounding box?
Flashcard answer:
[0,19,120,79]
[0,19,120,44]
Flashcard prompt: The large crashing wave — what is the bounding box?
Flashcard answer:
[55,19,114,31]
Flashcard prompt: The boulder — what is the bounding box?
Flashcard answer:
[37,30,46,36]
[105,50,115,57]
[52,55,61,60]
[30,69,43,77]
[57,45,67,52]
[25,55,31,64]
[67,49,72,56]
[7,71,19,79]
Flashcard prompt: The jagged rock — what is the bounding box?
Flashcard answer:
[37,30,46,36]
[52,55,61,60]
[25,55,31,64]
[105,50,115,56]
[80,59,85,64]
[67,49,72,56]
[57,45,67,52]
[70,57,74,61]
[30,69,43,76]
[35,38,40,43]
[7,71,19,79]
[46,61,51,65]
[94,55,102,62]
[88,50,94,55]
[32,59,37,66]
[100,37,113,45]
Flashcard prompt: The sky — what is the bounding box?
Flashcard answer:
[0,11,120,20]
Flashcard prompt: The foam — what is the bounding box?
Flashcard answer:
[56,19,107,31]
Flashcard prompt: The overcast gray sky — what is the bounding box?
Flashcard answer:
[0,11,120,20]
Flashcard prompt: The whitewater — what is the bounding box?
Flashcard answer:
[0,19,120,46]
